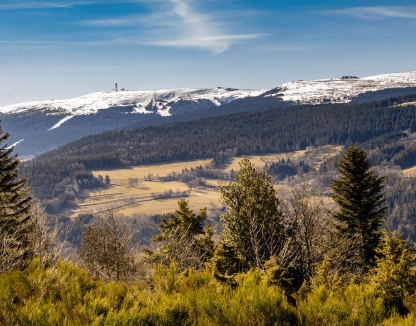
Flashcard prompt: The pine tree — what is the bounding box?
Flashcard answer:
[208,240,249,284]
[219,158,287,270]
[330,144,387,267]
[0,127,33,272]
[152,199,214,269]
[153,199,208,243]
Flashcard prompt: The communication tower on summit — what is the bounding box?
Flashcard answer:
[115,83,118,91]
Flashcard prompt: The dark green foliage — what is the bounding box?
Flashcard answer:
[0,126,33,272]
[220,158,286,270]
[105,175,110,184]
[390,147,416,169]
[384,175,416,244]
[64,214,94,245]
[266,159,310,180]
[152,199,215,268]
[209,241,249,283]
[153,199,207,243]
[330,144,387,267]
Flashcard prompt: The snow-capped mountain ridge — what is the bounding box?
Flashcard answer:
[266,70,416,104]
[2,69,416,159]
[0,87,265,118]
[3,70,416,119]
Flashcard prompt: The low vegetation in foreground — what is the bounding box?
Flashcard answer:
[3,114,416,325]
[2,252,416,326]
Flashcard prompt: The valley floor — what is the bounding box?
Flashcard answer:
[68,145,342,218]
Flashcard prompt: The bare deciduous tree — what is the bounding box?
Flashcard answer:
[243,205,296,271]
[30,201,67,266]
[128,178,139,187]
[282,179,365,283]
[78,210,141,283]
[0,201,66,274]
[0,223,27,274]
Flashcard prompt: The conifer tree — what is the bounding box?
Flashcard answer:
[152,199,214,268]
[153,199,208,243]
[330,144,387,267]
[0,127,33,272]
[220,158,287,270]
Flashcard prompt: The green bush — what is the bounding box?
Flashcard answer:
[3,257,416,325]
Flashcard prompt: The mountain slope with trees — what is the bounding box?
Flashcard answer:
[20,93,416,201]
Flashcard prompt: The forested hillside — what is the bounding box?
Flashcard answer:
[20,93,416,202]
[38,93,416,163]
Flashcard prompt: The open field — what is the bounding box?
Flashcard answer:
[69,145,343,218]
[397,101,416,107]
[403,166,416,177]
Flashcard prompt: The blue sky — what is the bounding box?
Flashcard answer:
[1,0,416,106]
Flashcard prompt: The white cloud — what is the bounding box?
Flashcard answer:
[327,6,416,20]
[82,0,268,54]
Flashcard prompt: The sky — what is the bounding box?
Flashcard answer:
[1,0,416,106]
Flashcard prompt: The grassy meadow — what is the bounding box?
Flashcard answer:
[68,145,342,218]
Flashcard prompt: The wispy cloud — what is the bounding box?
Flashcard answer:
[326,6,416,20]
[82,0,268,54]
[0,1,100,10]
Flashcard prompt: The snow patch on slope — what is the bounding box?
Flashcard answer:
[7,139,24,149]
[48,116,74,130]
[267,70,416,104]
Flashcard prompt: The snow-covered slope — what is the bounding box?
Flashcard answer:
[0,87,265,158]
[266,70,416,104]
[0,87,264,118]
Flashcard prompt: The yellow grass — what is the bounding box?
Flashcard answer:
[403,166,416,177]
[226,151,307,171]
[68,145,342,217]
[93,158,213,181]
[225,145,342,171]
[396,101,416,107]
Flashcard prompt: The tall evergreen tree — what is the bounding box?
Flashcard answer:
[0,126,33,272]
[330,144,387,267]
